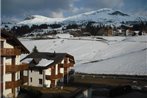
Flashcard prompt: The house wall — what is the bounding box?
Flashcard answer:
[55,64,58,75]
[1,39,21,98]
[44,80,51,87]
[45,68,51,75]
[29,70,43,87]
[4,41,13,48]
[44,68,51,87]
[60,68,64,74]
[26,56,74,88]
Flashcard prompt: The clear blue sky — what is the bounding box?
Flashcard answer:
[2,0,147,22]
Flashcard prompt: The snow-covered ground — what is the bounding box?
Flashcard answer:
[20,35,147,76]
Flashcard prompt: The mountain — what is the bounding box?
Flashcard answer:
[63,8,145,26]
[18,15,64,26]
[17,8,147,26]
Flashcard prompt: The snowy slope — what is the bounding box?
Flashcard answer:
[64,8,132,25]
[75,49,147,75]
[20,35,147,75]
[18,15,64,26]
[17,8,147,26]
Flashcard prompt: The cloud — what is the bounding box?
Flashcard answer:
[50,11,64,18]
[120,0,147,13]
[73,0,147,15]
[2,0,76,21]
[74,0,124,11]
[2,0,147,22]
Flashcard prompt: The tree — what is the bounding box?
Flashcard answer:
[32,46,38,52]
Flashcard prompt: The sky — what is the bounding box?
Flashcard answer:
[1,0,147,22]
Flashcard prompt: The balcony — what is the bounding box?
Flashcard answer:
[64,63,74,68]
[5,76,28,89]
[46,73,63,80]
[22,76,28,84]
[6,63,29,73]
[5,80,21,89]
[0,48,21,56]
[0,66,3,75]
[1,83,3,90]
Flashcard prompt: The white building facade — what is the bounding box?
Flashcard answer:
[1,32,29,98]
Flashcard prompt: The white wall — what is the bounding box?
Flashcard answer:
[44,80,51,87]
[23,70,28,76]
[61,59,64,64]
[29,70,43,87]
[5,57,12,65]
[55,64,58,75]
[60,68,64,74]
[4,74,12,82]
[45,68,51,75]
[15,55,20,65]
[4,41,13,48]
[4,89,12,97]
[16,72,20,81]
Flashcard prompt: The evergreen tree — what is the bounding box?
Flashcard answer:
[32,46,38,52]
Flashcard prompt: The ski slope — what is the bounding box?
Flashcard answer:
[20,35,147,75]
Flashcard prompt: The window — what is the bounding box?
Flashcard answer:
[39,70,42,74]
[39,79,42,84]
[0,41,4,48]
[30,77,32,82]
[1,57,3,65]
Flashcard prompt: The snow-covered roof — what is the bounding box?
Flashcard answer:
[21,51,74,69]
[22,58,33,63]
[36,59,53,67]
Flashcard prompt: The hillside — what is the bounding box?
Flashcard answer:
[18,8,147,26]
[18,15,64,26]
[20,35,147,76]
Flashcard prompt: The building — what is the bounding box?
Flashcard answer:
[0,32,30,98]
[21,51,75,88]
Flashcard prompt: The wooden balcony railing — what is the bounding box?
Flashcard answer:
[1,83,3,90]
[22,76,28,84]
[5,80,21,89]
[46,73,63,80]
[0,66,3,75]
[5,76,28,89]
[64,63,74,68]
[0,48,21,56]
[6,63,29,73]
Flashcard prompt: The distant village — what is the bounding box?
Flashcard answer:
[2,19,147,39]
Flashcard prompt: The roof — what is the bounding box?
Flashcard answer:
[21,51,75,69]
[1,32,30,54]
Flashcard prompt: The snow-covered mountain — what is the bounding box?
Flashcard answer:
[18,15,64,26]
[64,8,131,25]
[18,8,147,26]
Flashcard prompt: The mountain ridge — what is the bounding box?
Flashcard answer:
[14,8,147,26]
